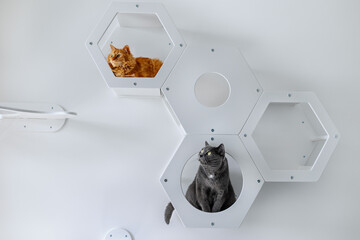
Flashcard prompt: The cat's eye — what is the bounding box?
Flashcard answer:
[116,54,121,58]
[207,152,211,156]
[201,149,204,153]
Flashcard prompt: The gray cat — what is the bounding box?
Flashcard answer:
[164,141,236,224]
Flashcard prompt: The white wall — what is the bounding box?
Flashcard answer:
[0,0,359,239]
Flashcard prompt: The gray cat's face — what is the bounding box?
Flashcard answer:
[198,141,225,172]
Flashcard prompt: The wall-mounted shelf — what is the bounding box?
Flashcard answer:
[161,44,262,134]
[240,92,339,182]
[86,2,186,96]
[0,103,76,133]
[161,135,263,228]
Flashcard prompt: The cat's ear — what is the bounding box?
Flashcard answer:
[216,144,225,156]
[205,141,209,146]
[123,45,131,54]
[110,44,116,51]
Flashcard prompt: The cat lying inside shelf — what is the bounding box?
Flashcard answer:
[107,44,163,78]
[164,142,236,224]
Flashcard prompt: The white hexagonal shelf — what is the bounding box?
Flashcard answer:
[160,135,263,228]
[86,2,186,96]
[161,44,262,134]
[240,91,340,182]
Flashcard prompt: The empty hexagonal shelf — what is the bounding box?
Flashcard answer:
[161,44,262,134]
[86,2,186,96]
[240,92,340,182]
[161,135,263,228]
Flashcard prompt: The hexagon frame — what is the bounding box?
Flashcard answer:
[86,2,186,96]
[240,91,340,182]
[160,134,264,228]
[161,44,262,134]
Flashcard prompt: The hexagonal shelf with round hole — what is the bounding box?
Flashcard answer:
[161,43,262,134]
[86,2,186,96]
[160,134,264,228]
[240,91,340,182]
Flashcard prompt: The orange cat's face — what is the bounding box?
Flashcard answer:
[108,44,134,68]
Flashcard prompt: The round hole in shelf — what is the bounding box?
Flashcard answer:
[181,152,243,212]
[211,129,215,132]
[194,72,230,108]
[136,4,139,8]
[211,137,214,141]
[335,134,338,139]
[257,179,261,183]
[110,234,112,238]
[211,48,214,52]
[244,134,247,137]
[288,93,292,97]
[211,222,215,226]
[179,43,183,47]
[256,88,260,93]
[133,82,137,86]
[166,87,170,91]
[164,179,168,182]
[290,176,294,180]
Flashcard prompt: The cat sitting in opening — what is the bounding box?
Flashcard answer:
[164,141,236,224]
[107,44,163,77]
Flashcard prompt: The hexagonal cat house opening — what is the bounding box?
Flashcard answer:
[241,92,340,182]
[162,44,262,134]
[86,2,186,96]
[161,135,263,228]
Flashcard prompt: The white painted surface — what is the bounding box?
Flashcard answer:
[0,0,359,239]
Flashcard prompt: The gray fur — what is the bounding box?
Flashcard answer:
[164,142,236,224]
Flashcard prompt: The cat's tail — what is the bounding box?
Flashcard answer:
[164,202,174,224]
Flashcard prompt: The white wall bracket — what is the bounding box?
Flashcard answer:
[161,135,264,228]
[0,103,76,132]
[240,91,340,182]
[86,2,186,97]
[104,228,132,240]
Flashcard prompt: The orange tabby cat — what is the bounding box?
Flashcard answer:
[107,44,163,77]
